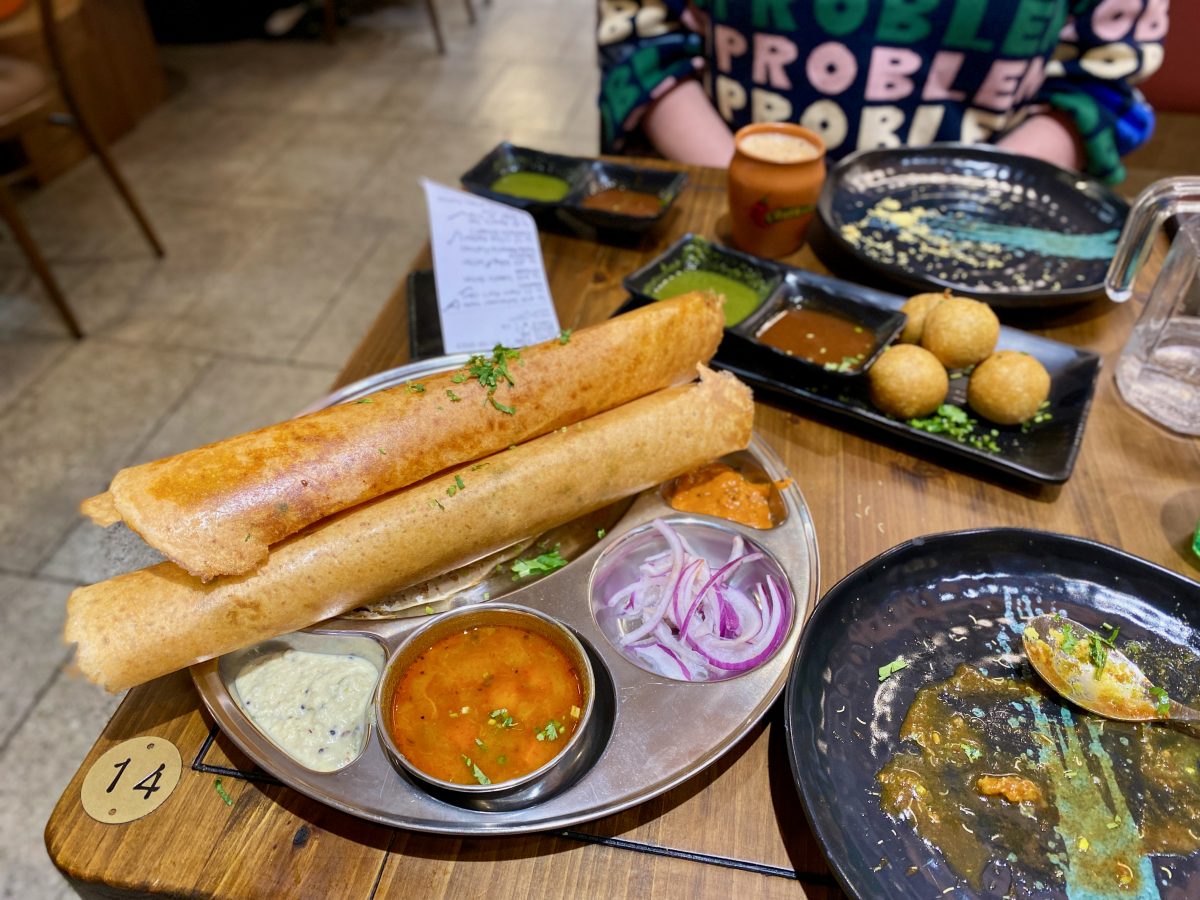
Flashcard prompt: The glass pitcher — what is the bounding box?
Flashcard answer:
[1106,177,1200,435]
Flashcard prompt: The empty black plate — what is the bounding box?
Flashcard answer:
[785,528,1200,900]
[811,145,1129,308]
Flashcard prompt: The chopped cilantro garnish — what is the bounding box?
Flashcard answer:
[474,738,486,749]
[535,720,562,742]
[958,743,981,761]
[907,404,1000,453]
[446,389,461,402]
[461,755,491,785]
[558,329,572,344]
[878,656,907,682]
[488,708,516,728]
[1149,685,1170,717]
[1088,633,1109,677]
[378,448,387,455]
[407,382,426,393]
[1060,623,1079,654]
[424,604,435,615]
[455,475,465,491]
[451,372,467,384]
[354,397,374,404]
[490,397,516,415]
[596,528,606,539]
[511,547,567,580]
[214,777,234,806]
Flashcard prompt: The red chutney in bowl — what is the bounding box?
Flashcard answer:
[389,624,583,786]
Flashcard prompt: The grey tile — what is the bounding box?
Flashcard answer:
[132,358,338,464]
[476,61,596,132]
[39,521,166,587]
[236,119,407,213]
[0,340,210,573]
[41,358,335,584]
[345,123,505,222]
[123,107,303,205]
[0,337,70,411]
[159,213,380,359]
[0,668,122,900]
[294,223,425,367]
[0,575,73,748]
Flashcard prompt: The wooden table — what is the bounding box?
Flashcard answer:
[46,164,1200,899]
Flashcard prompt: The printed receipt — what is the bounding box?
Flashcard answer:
[422,179,561,353]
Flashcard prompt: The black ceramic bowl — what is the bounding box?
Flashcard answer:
[811,144,1129,309]
[785,528,1200,899]
[733,273,906,383]
[460,142,589,212]
[622,233,785,328]
[559,160,687,233]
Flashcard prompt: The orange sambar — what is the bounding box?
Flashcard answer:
[389,625,583,786]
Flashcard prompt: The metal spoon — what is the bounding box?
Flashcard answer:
[1022,614,1200,723]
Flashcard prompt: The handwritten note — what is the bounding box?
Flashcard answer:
[422,179,560,353]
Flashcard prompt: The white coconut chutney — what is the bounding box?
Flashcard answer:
[233,649,379,772]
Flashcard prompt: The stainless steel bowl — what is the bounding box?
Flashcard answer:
[375,603,598,812]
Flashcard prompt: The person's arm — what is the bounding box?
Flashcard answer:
[641,79,736,167]
[1022,0,1166,183]
[996,110,1084,171]
[597,1,703,154]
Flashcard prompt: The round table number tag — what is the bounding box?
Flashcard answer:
[81,736,182,824]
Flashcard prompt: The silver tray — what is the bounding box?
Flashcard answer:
[191,357,820,835]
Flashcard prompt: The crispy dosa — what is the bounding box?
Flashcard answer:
[67,368,754,692]
[85,293,725,581]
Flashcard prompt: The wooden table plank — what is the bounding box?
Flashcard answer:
[46,158,1200,899]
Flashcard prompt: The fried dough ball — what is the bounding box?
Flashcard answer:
[868,344,949,419]
[967,350,1051,425]
[898,291,949,344]
[920,297,1000,369]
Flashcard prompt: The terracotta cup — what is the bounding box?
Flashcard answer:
[728,123,826,259]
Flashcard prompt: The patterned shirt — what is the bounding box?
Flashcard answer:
[598,0,1167,183]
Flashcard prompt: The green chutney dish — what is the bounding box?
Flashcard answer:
[490,171,571,203]
[648,270,764,327]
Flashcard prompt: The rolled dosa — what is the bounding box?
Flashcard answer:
[85,293,725,581]
[66,368,754,692]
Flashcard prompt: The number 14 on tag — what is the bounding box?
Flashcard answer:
[81,737,182,824]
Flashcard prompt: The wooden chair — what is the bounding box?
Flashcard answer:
[0,0,163,338]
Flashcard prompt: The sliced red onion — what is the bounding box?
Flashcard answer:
[600,519,792,681]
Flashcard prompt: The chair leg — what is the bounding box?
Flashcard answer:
[324,0,337,44]
[67,110,164,258]
[425,0,446,54]
[0,181,83,338]
[463,0,476,25]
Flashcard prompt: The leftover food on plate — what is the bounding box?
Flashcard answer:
[877,661,1200,895]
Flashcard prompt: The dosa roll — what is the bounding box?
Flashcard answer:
[66,368,754,692]
[85,293,725,581]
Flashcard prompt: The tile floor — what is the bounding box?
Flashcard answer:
[0,1,597,895]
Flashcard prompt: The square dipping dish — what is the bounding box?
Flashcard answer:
[623,233,783,328]
[733,274,906,384]
[460,142,687,232]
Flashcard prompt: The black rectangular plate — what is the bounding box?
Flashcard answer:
[460,142,687,235]
[618,253,1100,485]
